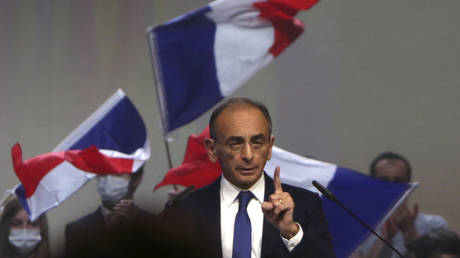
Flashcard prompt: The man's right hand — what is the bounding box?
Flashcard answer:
[393,203,419,241]
[112,199,139,221]
[381,217,398,240]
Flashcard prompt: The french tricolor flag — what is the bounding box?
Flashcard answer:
[264,147,417,257]
[11,89,150,221]
[147,0,318,134]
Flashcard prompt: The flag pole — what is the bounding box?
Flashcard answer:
[146,27,178,190]
[163,138,174,170]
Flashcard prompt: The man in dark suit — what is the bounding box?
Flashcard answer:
[65,168,156,258]
[167,97,335,258]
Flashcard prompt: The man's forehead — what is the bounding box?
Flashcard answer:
[214,106,270,138]
[376,159,408,177]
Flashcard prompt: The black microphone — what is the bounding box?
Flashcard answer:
[312,180,403,258]
[312,180,337,202]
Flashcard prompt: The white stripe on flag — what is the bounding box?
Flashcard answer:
[27,161,95,221]
[208,1,274,96]
[265,146,336,194]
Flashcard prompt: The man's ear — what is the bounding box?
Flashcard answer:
[267,135,275,161]
[204,138,218,162]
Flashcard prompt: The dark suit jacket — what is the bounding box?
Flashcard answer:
[65,207,160,258]
[167,173,336,258]
[65,208,135,258]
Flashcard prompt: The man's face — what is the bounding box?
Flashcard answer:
[97,172,143,207]
[205,106,274,189]
[374,159,409,183]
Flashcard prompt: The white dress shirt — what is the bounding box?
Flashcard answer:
[220,175,304,258]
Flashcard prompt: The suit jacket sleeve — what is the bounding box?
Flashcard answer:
[290,192,335,258]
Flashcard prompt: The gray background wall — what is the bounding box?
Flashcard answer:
[1,0,459,253]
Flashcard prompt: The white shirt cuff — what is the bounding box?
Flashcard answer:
[281,222,304,252]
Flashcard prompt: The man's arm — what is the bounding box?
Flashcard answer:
[393,203,419,242]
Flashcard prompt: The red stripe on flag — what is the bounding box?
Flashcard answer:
[254,0,318,57]
[155,127,222,190]
[12,143,134,198]
[12,144,64,198]
[63,146,133,175]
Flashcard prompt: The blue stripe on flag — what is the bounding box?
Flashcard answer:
[153,5,223,132]
[324,167,411,257]
[69,96,146,153]
[14,185,31,215]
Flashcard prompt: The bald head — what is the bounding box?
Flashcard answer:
[209,97,272,139]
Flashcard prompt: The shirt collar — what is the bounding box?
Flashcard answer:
[220,173,265,207]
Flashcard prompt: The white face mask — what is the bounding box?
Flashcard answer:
[97,175,130,205]
[8,228,42,255]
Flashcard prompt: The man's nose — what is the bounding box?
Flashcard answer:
[240,143,254,161]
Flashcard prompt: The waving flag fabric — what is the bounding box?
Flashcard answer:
[154,127,221,190]
[12,89,150,221]
[155,127,417,257]
[147,0,318,134]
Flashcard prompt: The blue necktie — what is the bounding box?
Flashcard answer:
[232,191,254,258]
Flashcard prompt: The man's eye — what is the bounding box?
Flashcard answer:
[252,141,265,147]
[380,176,390,181]
[394,178,406,183]
[228,142,242,150]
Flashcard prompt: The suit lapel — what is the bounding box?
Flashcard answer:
[93,207,109,234]
[202,178,223,257]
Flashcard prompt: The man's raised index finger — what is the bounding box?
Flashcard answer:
[274,166,283,193]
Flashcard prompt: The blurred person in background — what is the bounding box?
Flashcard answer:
[356,152,448,258]
[0,196,51,258]
[65,166,153,257]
